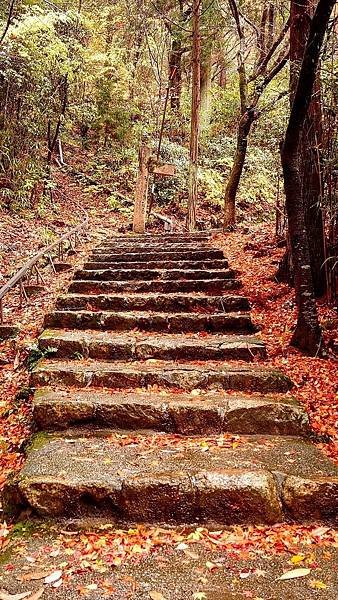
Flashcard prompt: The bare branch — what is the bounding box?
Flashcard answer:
[263,51,289,88]
[228,0,244,40]
[0,0,15,45]
[251,51,289,106]
[228,0,248,112]
[252,17,290,81]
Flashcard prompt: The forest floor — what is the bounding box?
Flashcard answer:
[0,171,337,599]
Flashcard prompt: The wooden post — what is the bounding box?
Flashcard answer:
[187,0,201,232]
[133,145,152,234]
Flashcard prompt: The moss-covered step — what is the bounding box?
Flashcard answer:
[68,278,242,294]
[31,359,292,393]
[96,242,212,252]
[38,331,265,361]
[13,432,338,522]
[32,388,310,436]
[83,258,229,271]
[43,311,254,334]
[56,293,250,313]
[73,268,236,282]
[89,249,225,262]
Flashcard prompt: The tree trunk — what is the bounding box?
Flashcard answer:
[169,38,183,112]
[224,108,255,228]
[281,0,335,355]
[200,50,212,132]
[219,63,227,88]
[133,145,152,234]
[187,0,201,232]
[290,0,326,296]
[302,96,326,296]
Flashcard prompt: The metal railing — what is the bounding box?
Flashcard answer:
[0,211,89,324]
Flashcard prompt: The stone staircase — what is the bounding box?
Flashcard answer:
[10,232,338,524]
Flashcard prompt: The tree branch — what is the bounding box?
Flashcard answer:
[251,17,290,82]
[228,0,248,112]
[263,51,289,87]
[0,0,15,45]
[251,51,289,106]
[228,0,244,40]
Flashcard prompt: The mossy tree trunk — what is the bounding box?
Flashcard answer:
[224,108,256,228]
[281,0,335,354]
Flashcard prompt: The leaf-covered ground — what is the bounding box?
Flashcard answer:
[216,228,337,463]
[0,170,126,548]
[0,522,337,598]
[0,213,337,597]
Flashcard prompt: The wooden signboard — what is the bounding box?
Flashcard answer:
[152,163,176,176]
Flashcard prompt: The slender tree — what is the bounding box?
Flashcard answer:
[281,0,335,354]
[187,0,201,231]
[0,0,16,45]
[224,0,289,228]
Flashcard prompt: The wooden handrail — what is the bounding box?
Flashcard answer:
[0,210,89,324]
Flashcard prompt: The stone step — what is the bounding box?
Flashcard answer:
[14,432,338,522]
[83,258,229,271]
[106,233,211,241]
[68,278,242,294]
[33,388,310,436]
[56,293,250,313]
[97,242,212,252]
[32,360,292,393]
[39,330,265,361]
[74,268,236,282]
[90,249,224,262]
[44,310,254,333]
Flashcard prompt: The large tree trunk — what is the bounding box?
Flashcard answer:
[290,0,326,296]
[224,108,255,228]
[281,0,335,355]
[187,0,201,232]
[302,96,326,296]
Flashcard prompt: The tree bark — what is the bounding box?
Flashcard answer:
[290,0,326,296]
[219,64,227,88]
[187,0,201,232]
[169,38,183,112]
[133,145,152,234]
[281,0,335,355]
[224,108,255,228]
[200,49,212,132]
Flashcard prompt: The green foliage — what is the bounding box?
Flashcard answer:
[27,343,57,371]
[0,8,87,208]
[209,74,241,136]
[153,140,189,205]
[152,135,278,223]
[0,0,333,230]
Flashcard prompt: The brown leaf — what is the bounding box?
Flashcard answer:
[149,592,167,600]
[0,592,31,600]
[17,573,49,583]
